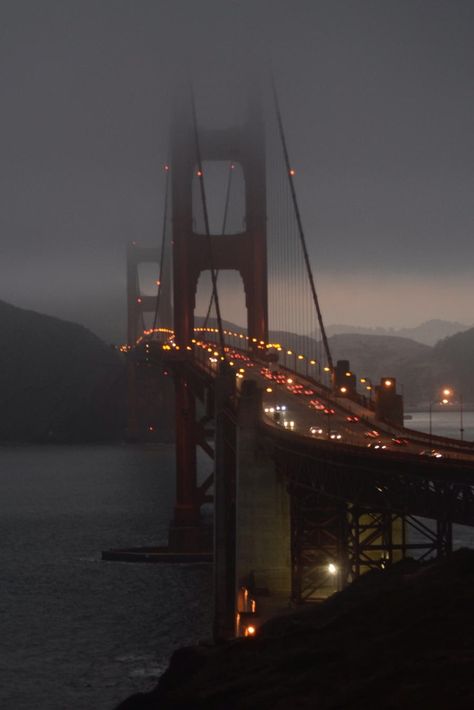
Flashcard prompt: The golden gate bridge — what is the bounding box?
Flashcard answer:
[104,81,474,640]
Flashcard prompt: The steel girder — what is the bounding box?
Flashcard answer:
[277,443,468,603]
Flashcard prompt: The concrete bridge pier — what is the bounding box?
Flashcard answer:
[235,380,291,635]
[213,378,292,640]
[213,365,238,640]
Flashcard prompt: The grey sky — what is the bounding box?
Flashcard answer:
[0,1,473,341]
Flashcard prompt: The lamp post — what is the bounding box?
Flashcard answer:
[323,365,332,389]
[429,400,433,446]
[441,387,464,442]
[285,349,297,375]
[430,386,463,443]
[326,409,331,439]
[360,377,374,405]
[429,391,445,446]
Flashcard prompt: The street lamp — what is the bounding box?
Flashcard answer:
[323,365,332,388]
[429,386,464,443]
[440,387,464,441]
[429,400,434,446]
[285,349,297,374]
[429,393,444,445]
[360,377,374,405]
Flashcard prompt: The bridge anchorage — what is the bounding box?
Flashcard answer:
[103,87,474,641]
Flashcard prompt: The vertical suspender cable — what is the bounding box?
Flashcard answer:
[190,83,226,355]
[203,162,234,330]
[271,76,334,371]
[151,163,170,335]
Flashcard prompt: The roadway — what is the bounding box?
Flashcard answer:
[211,344,474,464]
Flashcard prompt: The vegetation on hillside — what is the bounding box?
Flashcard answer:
[0,300,126,442]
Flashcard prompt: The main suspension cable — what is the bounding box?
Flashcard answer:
[271,76,334,371]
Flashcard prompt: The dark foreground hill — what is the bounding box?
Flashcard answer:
[118,549,474,709]
[0,299,126,441]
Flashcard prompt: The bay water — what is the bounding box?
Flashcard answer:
[0,444,213,710]
[406,409,474,442]
[404,410,474,548]
[1,415,473,708]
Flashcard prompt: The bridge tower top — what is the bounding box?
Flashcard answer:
[171,94,268,349]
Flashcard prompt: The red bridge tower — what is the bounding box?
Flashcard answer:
[169,96,268,550]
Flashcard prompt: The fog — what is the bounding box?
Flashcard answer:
[1,0,473,343]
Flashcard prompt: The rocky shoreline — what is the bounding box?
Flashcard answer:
[117,549,474,709]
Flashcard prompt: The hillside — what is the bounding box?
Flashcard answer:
[117,549,474,709]
[433,327,474,401]
[0,300,126,442]
[323,319,469,346]
[328,333,448,407]
[3,301,473,441]
[268,328,472,407]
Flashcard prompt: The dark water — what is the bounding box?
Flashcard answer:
[2,425,474,709]
[406,409,474,442]
[0,445,213,710]
[406,411,474,549]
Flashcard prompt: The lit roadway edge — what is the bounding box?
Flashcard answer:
[197,343,474,465]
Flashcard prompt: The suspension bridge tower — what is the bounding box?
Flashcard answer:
[168,93,269,551]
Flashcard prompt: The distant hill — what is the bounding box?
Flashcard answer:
[323,319,469,346]
[6,300,469,439]
[328,333,450,407]
[432,327,474,402]
[195,316,472,407]
[329,329,474,406]
[265,327,472,407]
[0,300,126,442]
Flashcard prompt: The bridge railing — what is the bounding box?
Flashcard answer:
[133,326,474,453]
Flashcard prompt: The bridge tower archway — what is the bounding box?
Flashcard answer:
[195,268,247,332]
[171,96,268,348]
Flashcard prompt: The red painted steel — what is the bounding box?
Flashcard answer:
[170,97,268,538]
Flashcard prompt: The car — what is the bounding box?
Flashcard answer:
[365,430,381,439]
[367,440,388,450]
[273,405,287,423]
[419,449,443,459]
[324,408,336,415]
[346,416,360,423]
[392,437,408,446]
[329,431,342,440]
[309,399,325,410]
[309,426,324,435]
